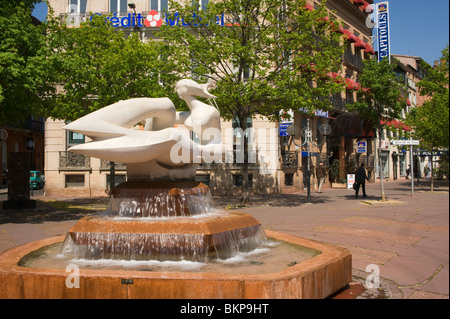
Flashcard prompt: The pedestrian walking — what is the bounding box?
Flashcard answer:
[406,165,411,179]
[354,163,369,198]
[424,164,430,178]
[316,161,327,193]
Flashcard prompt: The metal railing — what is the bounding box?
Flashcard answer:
[343,51,363,69]
[100,160,126,170]
[281,151,298,167]
[59,151,90,169]
[330,94,347,112]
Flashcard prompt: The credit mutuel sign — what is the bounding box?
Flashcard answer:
[377,2,390,62]
[89,11,230,28]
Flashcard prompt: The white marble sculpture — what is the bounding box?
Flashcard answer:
[63,79,222,180]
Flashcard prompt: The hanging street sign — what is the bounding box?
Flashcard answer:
[391,140,420,146]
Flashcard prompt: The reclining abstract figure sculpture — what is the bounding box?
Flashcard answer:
[63,79,222,180]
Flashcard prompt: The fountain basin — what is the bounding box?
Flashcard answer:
[61,212,265,262]
[0,229,351,299]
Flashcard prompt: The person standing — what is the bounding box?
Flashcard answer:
[355,163,369,198]
[316,161,327,193]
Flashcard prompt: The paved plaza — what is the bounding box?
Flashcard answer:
[0,179,448,299]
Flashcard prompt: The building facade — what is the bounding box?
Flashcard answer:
[44,0,385,197]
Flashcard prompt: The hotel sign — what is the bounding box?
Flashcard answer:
[377,2,390,62]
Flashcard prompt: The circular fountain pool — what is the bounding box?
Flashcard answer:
[18,238,320,275]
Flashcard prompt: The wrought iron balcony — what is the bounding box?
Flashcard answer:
[281,151,298,167]
[343,51,363,69]
[100,160,127,170]
[330,94,347,112]
[59,151,90,170]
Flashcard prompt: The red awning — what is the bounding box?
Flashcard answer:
[304,3,314,11]
[398,96,412,106]
[332,25,345,34]
[343,29,357,42]
[380,118,412,131]
[364,43,375,54]
[353,0,365,5]
[327,72,343,83]
[354,38,367,48]
[362,1,373,13]
[402,124,412,132]
[359,86,371,94]
[345,78,359,90]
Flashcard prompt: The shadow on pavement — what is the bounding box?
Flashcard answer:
[213,193,331,208]
[0,197,109,224]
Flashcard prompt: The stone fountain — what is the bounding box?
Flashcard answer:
[0,80,351,299]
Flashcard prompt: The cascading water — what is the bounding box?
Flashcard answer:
[106,185,215,218]
[60,181,267,263]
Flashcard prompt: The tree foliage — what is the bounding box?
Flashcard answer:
[406,46,449,190]
[159,0,344,122]
[43,13,178,121]
[0,0,51,125]
[409,45,449,151]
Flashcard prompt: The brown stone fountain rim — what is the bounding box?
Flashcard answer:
[0,229,352,299]
[68,213,260,235]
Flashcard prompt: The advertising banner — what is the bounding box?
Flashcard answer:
[377,2,390,62]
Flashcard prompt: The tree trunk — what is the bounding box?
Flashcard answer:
[240,115,250,205]
[378,131,386,202]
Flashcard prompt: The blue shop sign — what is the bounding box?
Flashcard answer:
[279,122,292,136]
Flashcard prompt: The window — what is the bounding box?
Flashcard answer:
[201,0,209,11]
[285,173,294,186]
[346,89,354,104]
[110,0,128,13]
[67,131,85,147]
[150,0,169,12]
[233,174,253,187]
[232,117,253,142]
[69,0,87,13]
[65,175,85,187]
[190,0,209,10]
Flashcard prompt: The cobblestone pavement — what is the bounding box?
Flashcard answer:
[0,179,448,299]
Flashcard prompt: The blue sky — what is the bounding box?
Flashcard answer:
[32,0,449,65]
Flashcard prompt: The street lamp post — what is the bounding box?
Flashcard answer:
[128,2,141,35]
[288,118,331,203]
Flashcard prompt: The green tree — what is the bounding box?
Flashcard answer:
[0,0,52,125]
[407,46,449,191]
[43,13,177,121]
[348,58,407,202]
[159,0,345,203]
